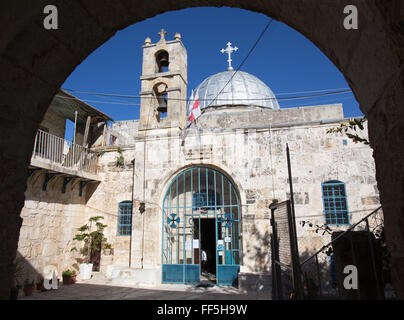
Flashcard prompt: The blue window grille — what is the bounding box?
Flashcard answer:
[117,201,132,236]
[322,180,349,225]
[192,190,220,209]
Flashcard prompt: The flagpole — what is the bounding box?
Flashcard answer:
[182,89,201,144]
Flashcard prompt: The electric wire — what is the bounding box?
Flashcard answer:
[275,87,350,96]
[55,91,356,114]
[58,88,353,104]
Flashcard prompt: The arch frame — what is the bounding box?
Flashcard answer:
[159,164,243,285]
[1,1,404,298]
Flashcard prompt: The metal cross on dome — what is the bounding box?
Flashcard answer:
[220,42,238,71]
[167,213,180,228]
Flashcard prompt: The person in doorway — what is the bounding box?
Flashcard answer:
[201,249,207,273]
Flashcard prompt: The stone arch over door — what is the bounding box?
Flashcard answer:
[1,1,403,298]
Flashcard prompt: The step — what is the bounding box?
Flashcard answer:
[104,265,161,286]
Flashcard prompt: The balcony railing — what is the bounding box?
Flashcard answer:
[32,129,98,174]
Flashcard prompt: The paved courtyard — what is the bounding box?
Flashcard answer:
[19,277,271,300]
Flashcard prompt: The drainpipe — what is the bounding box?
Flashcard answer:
[141,210,145,269]
[129,158,135,268]
[141,136,147,270]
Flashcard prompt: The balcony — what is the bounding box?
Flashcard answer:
[29,130,101,194]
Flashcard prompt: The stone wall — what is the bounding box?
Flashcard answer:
[199,104,344,130]
[39,108,66,139]
[90,105,379,279]
[17,148,138,280]
[85,147,137,267]
[18,174,89,282]
[110,120,140,146]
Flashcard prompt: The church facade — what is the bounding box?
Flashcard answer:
[17,30,380,292]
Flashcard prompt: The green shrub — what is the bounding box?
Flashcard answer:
[62,270,77,276]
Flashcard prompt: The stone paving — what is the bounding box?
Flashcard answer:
[20,277,271,300]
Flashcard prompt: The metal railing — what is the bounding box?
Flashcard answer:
[32,129,98,174]
[299,206,388,299]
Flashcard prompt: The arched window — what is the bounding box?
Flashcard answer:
[321,180,349,225]
[117,201,132,236]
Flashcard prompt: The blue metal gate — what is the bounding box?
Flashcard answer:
[161,167,241,285]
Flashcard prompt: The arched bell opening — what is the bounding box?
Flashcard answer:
[153,82,168,120]
[155,50,169,73]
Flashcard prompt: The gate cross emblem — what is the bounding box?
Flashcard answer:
[220,213,234,228]
[167,213,180,228]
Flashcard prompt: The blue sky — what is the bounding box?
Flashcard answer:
[63,7,361,124]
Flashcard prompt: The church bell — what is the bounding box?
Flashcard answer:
[155,82,168,114]
[157,94,168,114]
[157,51,169,69]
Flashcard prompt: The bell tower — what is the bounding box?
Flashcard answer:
[139,29,187,132]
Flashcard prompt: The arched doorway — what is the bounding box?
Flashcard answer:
[161,167,241,285]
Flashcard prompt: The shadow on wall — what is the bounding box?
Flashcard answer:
[24,174,100,205]
[243,223,271,273]
[12,251,46,298]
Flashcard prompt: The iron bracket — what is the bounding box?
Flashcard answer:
[42,172,59,191]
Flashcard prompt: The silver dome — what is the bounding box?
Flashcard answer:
[192,70,280,110]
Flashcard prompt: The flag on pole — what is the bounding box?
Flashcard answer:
[182,90,201,143]
[187,91,201,127]
[185,89,195,129]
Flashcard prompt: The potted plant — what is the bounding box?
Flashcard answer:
[23,279,35,296]
[103,243,113,255]
[36,278,45,292]
[9,258,24,300]
[71,216,108,280]
[62,269,77,285]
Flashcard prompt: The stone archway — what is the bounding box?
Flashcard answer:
[1,1,403,299]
